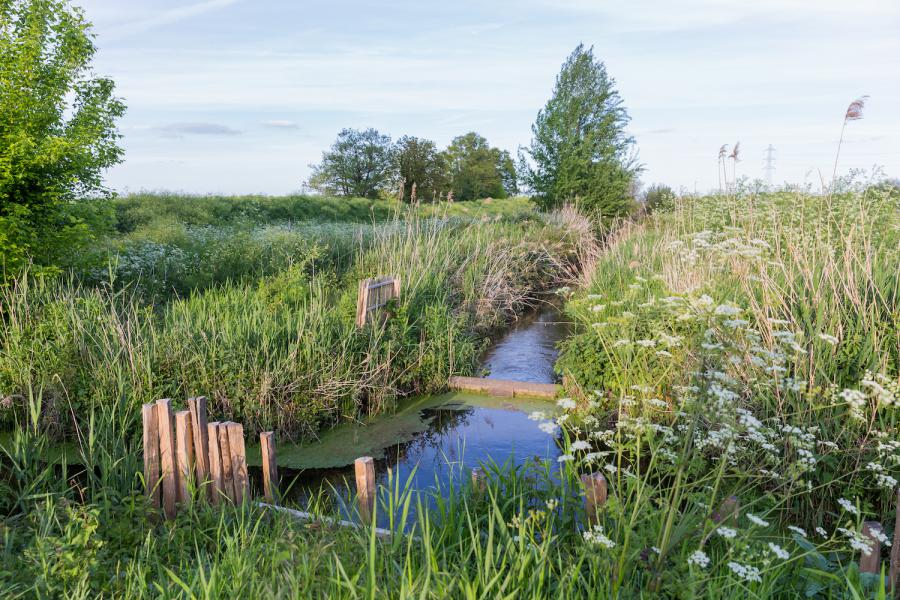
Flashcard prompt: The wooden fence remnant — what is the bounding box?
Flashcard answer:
[355,456,376,523]
[355,275,401,327]
[188,396,210,498]
[207,421,224,504]
[174,410,195,505]
[142,403,161,509]
[581,472,608,524]
[860,521,884,574]
[156,399,178,520]
[227,422,249,504]
[260,432,278,502]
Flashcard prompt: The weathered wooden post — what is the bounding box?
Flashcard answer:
[226,422,248,504]
[188,396,210,498]
[260,432,279,502]
[207,422,224,504]
[356,279,370,327]
[217,423,236,502]
[174,410,195,505]
[860,521,884,575]
[890,489,900,593]
[142,403,161,509]
[581,472,608,524]
[156,399,178,520]
[471,467,486,495]
[355,456,376,524]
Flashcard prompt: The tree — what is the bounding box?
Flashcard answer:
[308,128,394,199]
[442,132,516,201]
[1,0,125,275]
[395,135,445,203]
[520,44,640,218]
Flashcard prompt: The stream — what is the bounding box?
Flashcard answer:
[253,302,570,517]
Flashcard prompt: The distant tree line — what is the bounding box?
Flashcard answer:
[308,130,517,202]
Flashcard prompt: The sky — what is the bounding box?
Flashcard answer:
[75,0,900,195]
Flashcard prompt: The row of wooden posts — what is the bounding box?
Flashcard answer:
[141,396,278,519]
[143,401,900,584]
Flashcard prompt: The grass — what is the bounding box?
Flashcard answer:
[2,188,899,598]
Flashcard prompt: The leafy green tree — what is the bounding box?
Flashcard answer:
[521,44,640,217]
[308,128,395,199]
[442,132,515,201]
[395,135,445,203]
[1,0,125,276]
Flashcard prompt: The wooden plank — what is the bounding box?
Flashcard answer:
[448,376,560,400]
[260,432,278,502]
[218,422,236,502]
[207,422,224,504]
[226,422,249,504]
[890,488,900,592]
[155,399,178,519]
[861,521,884,574]
[174,410,194,505]
[355,456,376,524]
[356,279,370,327]
[581,472,608,524]
[188,396,210,498]
[142,403,161,509]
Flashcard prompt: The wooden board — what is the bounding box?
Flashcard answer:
[141,403,161,509]
[155,399,178,519]
[226,422,248,504]
[174,410,194,505]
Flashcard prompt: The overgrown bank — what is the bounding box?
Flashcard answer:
[0,203,594,441]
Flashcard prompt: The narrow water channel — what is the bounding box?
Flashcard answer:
[253,302,570,516]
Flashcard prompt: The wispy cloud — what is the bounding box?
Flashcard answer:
[261,120,300,129]
[155,122,242,138]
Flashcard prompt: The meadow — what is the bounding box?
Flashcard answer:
[2,188,899,598]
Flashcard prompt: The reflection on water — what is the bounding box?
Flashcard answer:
[259,303,570,522]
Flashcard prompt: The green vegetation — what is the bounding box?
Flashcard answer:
[552,188,899,596]
[520,44,640,219]
[0,0,125,276]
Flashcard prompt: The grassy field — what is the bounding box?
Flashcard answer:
[2,189,899,598]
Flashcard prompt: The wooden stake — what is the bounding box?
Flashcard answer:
[156,399,178,519]
[226,422,248,504]
[581,472,608,524]
[260,432,278,502]
[188,396,210,497]
[355,456,376,524]
[174,410,194,505]
[861,521,884,574]
[142,403,161,509]
[890,489,900,593]
[356,279,370,327]
[218,422,236,502]
[207,422,224,504]
[471,467,486,494]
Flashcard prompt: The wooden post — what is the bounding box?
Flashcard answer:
[156,399,178,519]
[142,403,161,509]
[890,489,900,592]
[355,456,376,524]
[174,410,194,505]
[260,432,278,502]
[226,422,248,504]
[471,467,486,494]
[207,422,224,504]
[581,472,608,524]
[861,521,884,574]
[356,279,370,327]
[218,423,236,502]
[712,495,740,525]
[188,396,210,497]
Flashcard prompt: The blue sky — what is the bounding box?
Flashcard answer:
[77,0,900,195]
